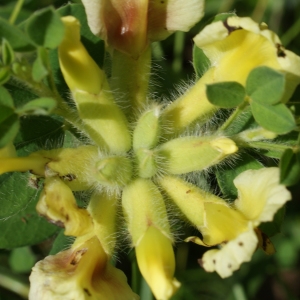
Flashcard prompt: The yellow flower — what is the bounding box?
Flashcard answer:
[29,235,139,300]
[194,16,300,102]
[189,168,291,278]
[81,0,204,57]
[162,16,300,132]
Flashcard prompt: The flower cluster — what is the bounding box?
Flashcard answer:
[1,1,300,300]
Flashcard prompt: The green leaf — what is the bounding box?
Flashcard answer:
[26,6,65,49]
[32,47,49,82]
[216,153,263,200]
[0,173,58,249]
[246,66,285,105]
[17,97,56,116]
[251,101,296,134]
[9,247,36,273]
[171,269,232,300]
[0,17,35,51]
[259,206,286,237]
[1,38,15,65]
[0,107,19,148]
[0,66,10,85]
[49,230,74,255]
[0,86,14,108]
[212,12,236,23]
[192,45,210,79]
[223,106,256,136]
[206,81,246,108]
[280,149,300,186]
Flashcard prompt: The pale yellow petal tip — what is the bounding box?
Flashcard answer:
[201,229,258,278]
[234,167,292,223]
[210,137,238,155]
[135,226,178,299]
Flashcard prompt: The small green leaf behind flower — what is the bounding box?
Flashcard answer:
[25,7,65,49]
[16,97,57,116]
[246,66,296,134]
[206,81,246,108]
[246,66,285,105]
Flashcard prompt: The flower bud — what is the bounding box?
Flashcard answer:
[157,136,238,174]
[135,148,157,178]
[122,178,170,246]
[73,90,131,153]
[133,106,161,151]
[58,16,104,94]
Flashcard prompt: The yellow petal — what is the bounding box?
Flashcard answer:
[136,226,180,300]
[202,229,258,278]
[0,153,49,176]
[202,199,249,245]
[87,192,118,255]
[194,17,300,102]
[36,177,93,237]
[233,167,292,224]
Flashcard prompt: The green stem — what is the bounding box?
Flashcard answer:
[281,17,300,46]
[244,141,295,152]
[175,243,189,272]
[218,102,248,132]
[232,283,247,300]
[251,0,269,22]
[172,31,185,75]
[0,273,29,299]
[111,47,151,117]
[152,42,164,61]
[139,277,153,300]
[9,0,24,24]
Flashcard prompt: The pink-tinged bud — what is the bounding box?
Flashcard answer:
[82,0,204,57]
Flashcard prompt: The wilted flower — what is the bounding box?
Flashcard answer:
[29,235,139,300]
